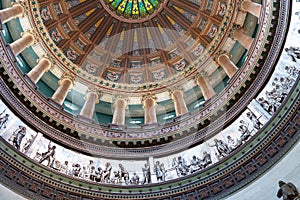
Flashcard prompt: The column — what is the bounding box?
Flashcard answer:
[217,54,238,78]
[51,74,74,105]
[170,88,188,116]
[27,57,52,83]
[0,4,24,24]
[143,95,157,124]
[232,29,253,50]
[80,88,100,119]
[112,97,128,125]
[195,73,216,100]
[10,32,35,56]
[241,1,261,18]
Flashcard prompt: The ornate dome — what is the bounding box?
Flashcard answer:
[34,0,239,95]
[102,0,165,21]
[0,0,299,199]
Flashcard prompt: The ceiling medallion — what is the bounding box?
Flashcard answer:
[101,0,168,23]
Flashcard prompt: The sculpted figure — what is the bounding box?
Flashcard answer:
[295,11,300,20]
[277,77,294,94]
[160,163,166,181]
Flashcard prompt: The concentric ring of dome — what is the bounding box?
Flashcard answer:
[2,0,270,149]
[34,0,238,95]
[1,0,300,199]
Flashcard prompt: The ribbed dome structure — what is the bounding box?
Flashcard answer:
[0,0,299,199]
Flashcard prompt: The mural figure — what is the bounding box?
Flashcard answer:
[102,162,112,183]
[87,160,95,177]
[208,25,218,38]
[142,163,151,184]
[60,161,69,174]
[54,4,62,15]
[200,151,212,168]
[172,156,188,177]
[10,126,26,150]
[284,65,299,79]
[73,163,81,177]
[246,112,263,130]
[189,155,201,173]
[285,47,300,62]
[89,166,97,181]
[65,49,78,61]
[130,173,140,185]
[119,164,129,184]
[218,2,227,16]
[112,171,121,184]
[227,135,241,151]
[0,113,9,129]
[84,63,97,74]
[258,97,277,115]
[79,166,89,179]
[39,142,56,167]
[208,139,231,158]
[238,120,252,142]
[265,90,282,110]
[95,167,103,183]
[22,134,34,153]
[52,160,62,171]
[154,161,166,182]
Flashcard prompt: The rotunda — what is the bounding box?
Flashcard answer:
[0,0,299,199]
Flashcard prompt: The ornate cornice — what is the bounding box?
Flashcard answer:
[0,83,298,199]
